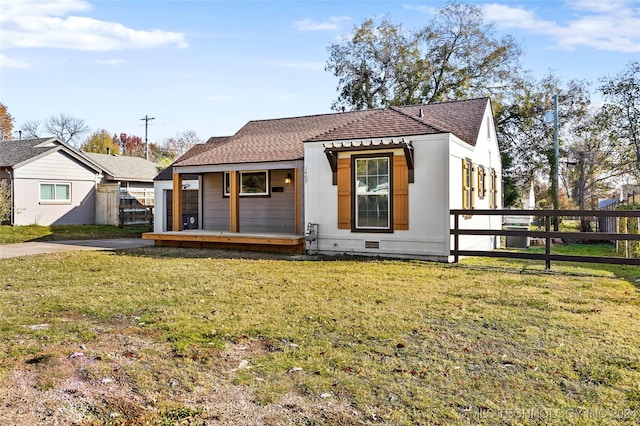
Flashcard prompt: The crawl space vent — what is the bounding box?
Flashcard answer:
[364,241,380,249]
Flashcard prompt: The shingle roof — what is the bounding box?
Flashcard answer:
[174,98,490,169]
[393,98,490,146]
[83,152,159,182]
[154,137,231,181]
[0,137,102,172]
[175,111,375,167]
[1,137,62,167]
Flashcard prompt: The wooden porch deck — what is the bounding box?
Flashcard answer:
[142,230,306,254]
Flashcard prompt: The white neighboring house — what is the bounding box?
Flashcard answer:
[0,137,103,226]
[148,98,502,260]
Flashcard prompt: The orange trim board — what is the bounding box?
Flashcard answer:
[143,233,304,246]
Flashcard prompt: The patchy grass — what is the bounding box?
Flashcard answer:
[0,225,148,244]
[0,248,639,424]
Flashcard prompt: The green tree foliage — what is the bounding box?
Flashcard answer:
[326,3,527,206]
[0,103,14,140]
[599,61,640,177]
[81,129,121,155]
[0,180,11,224]
[326,4,522,111]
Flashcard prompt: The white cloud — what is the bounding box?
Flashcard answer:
[273,94,296,100]
[402,4,437,15]
[294,16,351,31]
[482,1,640,52]
[0,53,30,69]
[0,0,187,51]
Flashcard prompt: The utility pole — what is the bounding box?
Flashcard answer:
[553,94,559,231]
[140,115,155,160]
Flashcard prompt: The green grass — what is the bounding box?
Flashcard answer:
[0,248,639,424]
[0,224,149,244]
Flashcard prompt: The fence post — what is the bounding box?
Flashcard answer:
[453,213,459,263]
[545,214,551,270]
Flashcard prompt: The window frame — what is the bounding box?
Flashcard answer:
[351,153,393,233]
[39,182,71,204]
[223,170,270,197]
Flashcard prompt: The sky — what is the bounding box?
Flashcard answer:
[1,0,639,146]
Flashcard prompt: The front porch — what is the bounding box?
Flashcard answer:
[142,230,306,254]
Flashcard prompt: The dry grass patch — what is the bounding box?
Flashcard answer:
[0,247,639,424]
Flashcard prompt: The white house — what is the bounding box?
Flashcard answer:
[146,98,502,260]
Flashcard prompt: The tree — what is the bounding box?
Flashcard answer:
[20,114,89,145]
[326,4,522,110]
[0,103,14,140]
[115,133,145,158]
[81,130,121,155]
[45,113,89,146]
[163,130,202,157]
[599,61,640,177]
[20,120,42,139]
[326,3,526,205]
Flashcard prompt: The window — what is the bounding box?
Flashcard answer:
[354,156,390,230]
[40,183,70,202]
[477,166,487,199]
[224,171,269,196]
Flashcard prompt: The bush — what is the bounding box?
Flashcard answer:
[0,180,10,224]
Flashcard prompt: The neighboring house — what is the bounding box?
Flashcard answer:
[0,137,103,226]
[83,152,159,226]
[147,98,502,260]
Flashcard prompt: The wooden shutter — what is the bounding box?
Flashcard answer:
[393,155,409,230]
[462,159,470,209]
[337,157,351,229]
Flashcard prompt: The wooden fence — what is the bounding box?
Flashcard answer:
[450,209,640,269]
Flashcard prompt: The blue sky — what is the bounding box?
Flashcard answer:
[1,0,638,145]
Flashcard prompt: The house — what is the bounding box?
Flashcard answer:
[146,98,502,260]
[0,137,103,226]
[153,137,230,231]
[83,152,158,225]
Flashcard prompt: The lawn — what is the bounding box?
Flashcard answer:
[0,247,638,425]
[0,224,149,244]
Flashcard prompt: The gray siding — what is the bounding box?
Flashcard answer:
[202,170,296,233]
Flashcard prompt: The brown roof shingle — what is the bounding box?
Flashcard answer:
[173,98,490,169]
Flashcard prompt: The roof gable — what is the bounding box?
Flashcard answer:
[0,137,102,173]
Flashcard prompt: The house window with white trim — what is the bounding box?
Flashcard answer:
[40,183,71,202]
[355,155,390,230]
[224,171,269,196]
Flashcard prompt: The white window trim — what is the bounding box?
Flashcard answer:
[39,182,71,204]
[224,170,269,196]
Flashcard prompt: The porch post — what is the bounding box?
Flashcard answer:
[172,173,183,231]
[294,167,301,235]
[229,170,240,233]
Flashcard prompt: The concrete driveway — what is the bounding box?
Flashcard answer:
[0,238,155,259]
